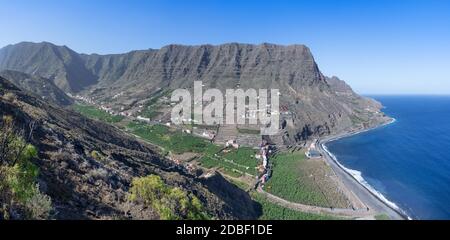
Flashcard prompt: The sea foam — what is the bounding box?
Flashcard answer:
[322,143,411,219]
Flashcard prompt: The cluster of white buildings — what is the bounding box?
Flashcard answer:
[225,139,239,149]
[170,117,201,124]
[237,107,291,120]
[182,129,192,134]
[201,130,215,139]
[258,140,272,185]
[137,116,151,123]
[72,94,95,105]
[259,141,271,170]
[112,92,124,99]
[99,104,118,115]
[73,93,137,118]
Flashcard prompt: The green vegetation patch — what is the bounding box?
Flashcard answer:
[265,152,330,207]
[375,214,390,220]
[198,147,259,177]
[237,128,261,135]
[226,178,251,191]
[217,147,259,174]
[251,192,339,220]
[127,121,259,178]
[127,122,220,154]
[199,156,247,178]
[73,103,124,123]
[129,175,208,220]
[1,116,52,219]
[142,109,164,119]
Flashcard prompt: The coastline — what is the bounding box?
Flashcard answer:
[318,118,411,220]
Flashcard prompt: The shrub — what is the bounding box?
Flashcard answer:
[0,116,53,219]
[86,168,109,181]
[24,184,52,219]
[129,175,166,204]
[90,150,106,162]
[4,155,39,202]
[2,92,17,102]
[129,175,208,220]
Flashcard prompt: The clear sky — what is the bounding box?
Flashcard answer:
[1,0,449,94]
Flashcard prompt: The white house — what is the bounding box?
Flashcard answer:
[137,116,151,123]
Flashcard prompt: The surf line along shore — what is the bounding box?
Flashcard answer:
[317,118,411,220]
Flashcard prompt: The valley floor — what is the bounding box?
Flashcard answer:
[72,102,398,220]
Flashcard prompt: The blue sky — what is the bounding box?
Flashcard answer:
[1,0,449,94]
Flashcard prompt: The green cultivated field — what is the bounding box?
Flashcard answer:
[126,121,258,177]
[216,147,259,175]
[200,155,254,177]
[251,192,339,220]
[219,147,258,168]
[73,104,124,123]
[126,122,220,154]
[265,151,349,208]
[375,214,390,220]
[199,147,259,177]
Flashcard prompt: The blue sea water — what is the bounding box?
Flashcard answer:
[326,96,450,219]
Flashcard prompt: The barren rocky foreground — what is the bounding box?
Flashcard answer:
[0,76,262,219]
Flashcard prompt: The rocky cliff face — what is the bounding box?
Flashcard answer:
[0,76,261,219]
[81,43,326,95]
[0,42,390,145]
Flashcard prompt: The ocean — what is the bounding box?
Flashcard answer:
[325,96,450,220]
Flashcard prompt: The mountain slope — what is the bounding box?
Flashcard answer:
[0,42,390,145]
[0,70,73,106]
[0,76,261,219]
[0,42,97,92]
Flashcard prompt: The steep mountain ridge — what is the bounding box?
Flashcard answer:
[83,43,327,95]
[0,42,390,145]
